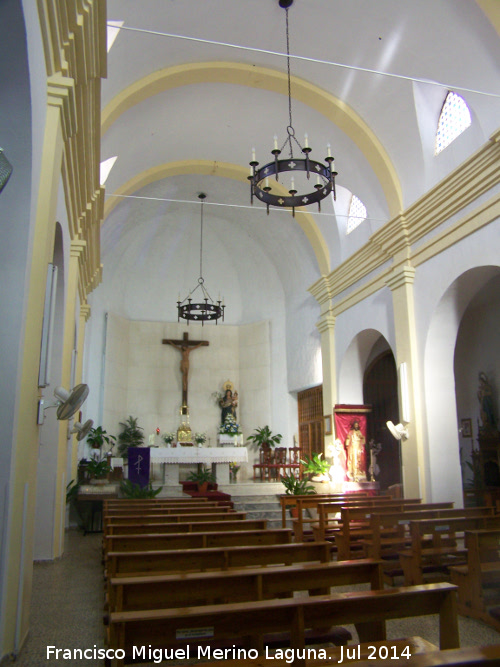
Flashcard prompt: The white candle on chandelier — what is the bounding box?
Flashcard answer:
[265,177,270,189]
[326,142,332,158]
[273,135,278,150]
[304,133,309,148]
[331,158,335,172]
[251,147,256,162]
[316,174,321,186]
[290,176,295,191]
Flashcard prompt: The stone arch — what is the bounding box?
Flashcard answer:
[103,159,332,276]
[338,328,392,403]
[424,265,500,506]
[101,61,403,218]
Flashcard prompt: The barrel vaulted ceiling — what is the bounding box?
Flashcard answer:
[98,0,500,323]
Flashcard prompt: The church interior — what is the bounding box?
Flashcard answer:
[1,0,500,663]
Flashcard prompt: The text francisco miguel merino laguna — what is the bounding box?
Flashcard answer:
[46,643,413,663]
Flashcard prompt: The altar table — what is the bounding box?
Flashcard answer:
[149,447,248,485]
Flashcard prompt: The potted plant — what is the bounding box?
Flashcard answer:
[246,425,282,452]
[85,458,112,484]
[117,416,144,458]
[86,425,116,453]
[162,432,176,447]
[194,432,207,447]
[300,452,331,481]
[280,472,316,517]
[188,466,215,493]
[120,479,163,498]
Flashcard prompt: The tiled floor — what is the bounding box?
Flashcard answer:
[10,529,500,666]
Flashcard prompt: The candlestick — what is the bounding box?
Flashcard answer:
[273,135,278,150]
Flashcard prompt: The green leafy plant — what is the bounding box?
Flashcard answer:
[117,416,144,457]
[281,473,316,495]
[120,480,163,498]
[162,432,176,445]
[85,458,111,479]
[188,466,216,485]
[86,425,116,451]
[246,425,282,449]
[300,452,330,477]
[66,479,80,503]
[194,432,207,445]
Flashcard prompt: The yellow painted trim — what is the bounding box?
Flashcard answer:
[101,61,403,218]
[103,159,331,276]
[476,0,500,35]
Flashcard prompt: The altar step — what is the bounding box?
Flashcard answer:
[231,494,291,529]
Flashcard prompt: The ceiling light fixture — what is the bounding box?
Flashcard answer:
[248,0,338,216]
[177,193,225,325]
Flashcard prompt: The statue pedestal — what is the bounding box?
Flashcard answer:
[218,434,244,447]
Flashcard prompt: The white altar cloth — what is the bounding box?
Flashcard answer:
[150,447,247,464]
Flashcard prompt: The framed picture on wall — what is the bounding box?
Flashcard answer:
[461,418,472,438]
[324,414,332,436]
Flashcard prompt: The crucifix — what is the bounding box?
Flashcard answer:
[162,331,209,407]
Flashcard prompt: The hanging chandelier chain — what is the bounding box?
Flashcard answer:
[199,197,204,279]
[285,7,294,158]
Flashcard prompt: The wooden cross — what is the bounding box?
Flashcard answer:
[162,331,209,407]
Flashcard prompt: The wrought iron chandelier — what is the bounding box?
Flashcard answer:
[177,193,225,325]
[249,0,337,216]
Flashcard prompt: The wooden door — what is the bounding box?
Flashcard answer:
[298,385,324,459]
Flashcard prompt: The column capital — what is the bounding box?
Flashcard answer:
[47,74,77,141]
[70,239,87,258]
[316,308,336,334]
[80,303,91,321]
[308,275,333,306]
[385,265,416,291]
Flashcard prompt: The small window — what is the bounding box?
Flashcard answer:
[434,92,471,155]
[347,194,367,234]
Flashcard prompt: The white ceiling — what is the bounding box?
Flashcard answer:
[99,0,500,322]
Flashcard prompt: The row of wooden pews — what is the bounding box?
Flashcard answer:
[100,494,470,667]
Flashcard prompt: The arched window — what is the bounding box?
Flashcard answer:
[347,194,367,234]
[434,92,471,155]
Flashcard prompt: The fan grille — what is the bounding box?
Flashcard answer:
[0,149,13,193]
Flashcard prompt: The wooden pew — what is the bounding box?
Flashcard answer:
[104,510,237,529]
[107,558,384,613]
[400,515,500,586]
[105,518,265,536]
[322,503,454,560]
[107,582,459,666]
[312,498,441,543]
[104,528,293,555]
[450,528,500,631]
[103,505,232,519]
[279,492,369,529]
[363,506,495,583]
[106,541,332,578]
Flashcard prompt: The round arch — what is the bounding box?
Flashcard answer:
[102,159,332,276]
[102,61,403,218]
[424,265,500,506]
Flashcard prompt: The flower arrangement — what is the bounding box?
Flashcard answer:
[229,462,240,482]
[162,432,176,445]
[219,413,241,435]
[194,432,207,446]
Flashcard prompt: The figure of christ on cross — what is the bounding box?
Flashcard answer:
[162,332,209,406]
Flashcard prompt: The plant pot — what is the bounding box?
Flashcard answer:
[89,477,108,486]
[197,481,209,493]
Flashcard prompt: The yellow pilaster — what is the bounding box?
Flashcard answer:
[385,265,427,500]
[3,79,72,655]
[71,302,91,478]
[316,308,337,453]
[53,239,86,557]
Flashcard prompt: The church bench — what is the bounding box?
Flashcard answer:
[106,582,459,666]
[106,541,332,578]
[311,498,430,543]
[104,510,243,530]
[449,528,500,631]
[399,515,500,586]
[105,518,265,537]
[103,504,233,519]
[104,528,293,555]
[106,558,384,613]
[279,492,371,531]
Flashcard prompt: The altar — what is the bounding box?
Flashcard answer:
[150,446,248,485]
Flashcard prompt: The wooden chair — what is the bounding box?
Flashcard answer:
[286,446,302,477]
[252,446,274,481]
